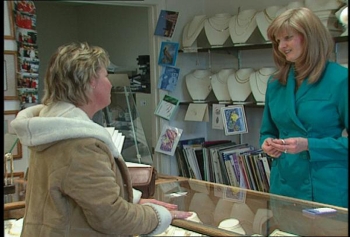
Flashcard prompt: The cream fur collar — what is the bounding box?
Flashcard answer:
[10,102,120,157]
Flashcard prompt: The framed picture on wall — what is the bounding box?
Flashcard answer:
[4,1,15,40]
[4,110,22,159]
[4,50,18,100]
[221,105,248,136]
[154,10,179,38]
[158,41,179,67]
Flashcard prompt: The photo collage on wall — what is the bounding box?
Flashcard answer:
[13,0,39,110]
[154,9,183,156]
[155,10,181,95]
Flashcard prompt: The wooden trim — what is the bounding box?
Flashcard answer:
[4,201,26,211]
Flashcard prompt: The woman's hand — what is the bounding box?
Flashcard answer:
[139,199,178,211]
[271,137,308,154]
[262,138,282,158]
[170,210,193,220]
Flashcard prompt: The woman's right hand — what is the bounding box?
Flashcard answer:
[170,211,193,220]
[262,138,282,158]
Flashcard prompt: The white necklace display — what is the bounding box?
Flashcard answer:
[204,13,231,46]
[305,0,344,12]
[227,67,254,104]
[249,67,277,105]
[185,69,213,102]
[275,1,305,17]
[256,6,281,41]
[218,218,246,235]
[229,9,258,44]
[210,69,235,104]
[182,15,207,48]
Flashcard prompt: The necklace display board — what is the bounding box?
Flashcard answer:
[229,9,258,44]
[210,69,235,104]
[275,1,305,17]
[249,67,276,105]
[314,10,344,36]
[204,13,232,46]
[182,15,207,48]
[336,6,348,36]
[227,68,254,104]
[256,6,281,41]
[305,0,345,12]
[185,69,213,102]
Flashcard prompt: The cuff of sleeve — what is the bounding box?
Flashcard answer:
[133,188,142,204]
[143,203,172,235]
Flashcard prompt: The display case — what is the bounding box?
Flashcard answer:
[155,179,348,236]
[104,74,153,165]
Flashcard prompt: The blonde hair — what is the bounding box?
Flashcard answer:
[41,42,110,106]
[267,7,334,85]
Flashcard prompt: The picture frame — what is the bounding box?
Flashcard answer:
[157,66,180,92]
[155,125,183,156]
[4,1,15,40]
[221,105,248,135]
[4,110,22,159]
[158,41,179,67]
[154,10,179,38]
[4,51,18,100]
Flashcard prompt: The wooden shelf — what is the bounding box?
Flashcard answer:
[179,36,348,53]
[179,101,264,108]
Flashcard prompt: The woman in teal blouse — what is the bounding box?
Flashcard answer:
[260,7,348,208]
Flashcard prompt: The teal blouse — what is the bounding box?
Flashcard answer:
[260,61,348,208]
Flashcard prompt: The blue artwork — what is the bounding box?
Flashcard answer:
[158,66,180,92]
[154,10,179,38]
[222,106,248,135]
[158,41,179,67]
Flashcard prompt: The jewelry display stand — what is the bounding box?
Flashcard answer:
[204,13,232,46]
[182,15,207,48]
[185,69,213,102]
[305,0,345,12]
[218,218,246,235]
[314,10,344,36]
[229,9,258,44]
[210,68,235,104]
[275,1,305,17]
[256,6,282,41]
[227,68,254,104]
[336,6,348,36]
[249,67,276,105]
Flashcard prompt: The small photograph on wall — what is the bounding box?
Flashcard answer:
[157,66,180,92]
[221,105,248,136]
[154,10,179,38]
[18,88,38,109]
[13,0,36,15]
[19,57,39,74]
[18,43,39,60]
[17,73,38,89]
[155,125,183,156]
[16,27,37,45]
[158,41,179,67]
[14,1,36,30]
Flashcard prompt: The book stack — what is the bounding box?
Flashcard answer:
[175,138,272,193]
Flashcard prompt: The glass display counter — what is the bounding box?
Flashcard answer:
[155,179,348,236]
[103,74,153,165]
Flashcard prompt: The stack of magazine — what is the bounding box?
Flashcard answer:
[105,127,125,154]
[175,138,272,193]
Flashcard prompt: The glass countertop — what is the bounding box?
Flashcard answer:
[154,179,348,236]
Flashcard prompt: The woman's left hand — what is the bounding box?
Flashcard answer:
[139,198,178,210]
